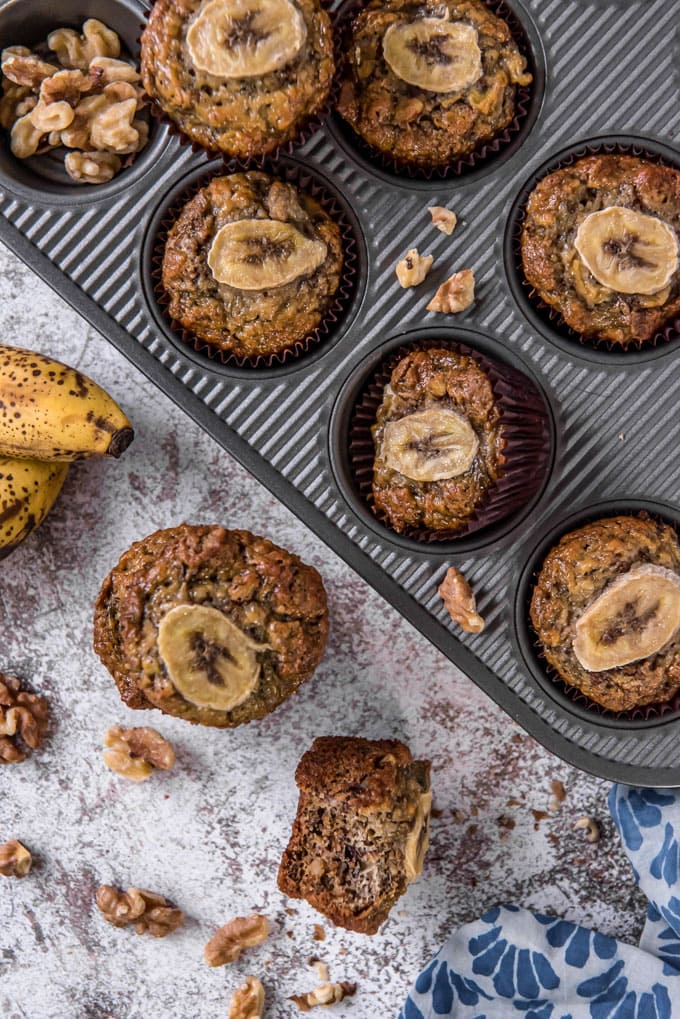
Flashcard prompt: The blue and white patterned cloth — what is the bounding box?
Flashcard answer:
[399,787,680,1018]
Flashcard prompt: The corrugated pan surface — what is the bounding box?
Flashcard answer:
[0,0,679,784]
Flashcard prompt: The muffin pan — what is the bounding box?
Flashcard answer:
[1,0,680,784]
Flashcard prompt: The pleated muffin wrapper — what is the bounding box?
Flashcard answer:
[512,140,680,354]
[349,338,552,543]
[527,507,680,724]
[140,0,342,169]
[332,0,536,182]
[151,160,359,369]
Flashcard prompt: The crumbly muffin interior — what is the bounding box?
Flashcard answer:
[278,737,431,934]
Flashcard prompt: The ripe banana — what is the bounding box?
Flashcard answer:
[0,344,133,461]
[0,455,69,560]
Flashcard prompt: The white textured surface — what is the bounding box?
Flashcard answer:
[0,245,646,1019]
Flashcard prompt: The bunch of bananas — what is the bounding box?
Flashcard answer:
[0,343,133,560]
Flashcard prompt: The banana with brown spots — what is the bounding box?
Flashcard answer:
[0,455,68,559]
[0,343,133,461]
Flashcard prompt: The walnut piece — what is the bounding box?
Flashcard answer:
[96,885,185,937]
[89,56,141,85]
[229,976,265,1019]
[65,150,122,184]
[0,674,49,764]
[30,99,75,133]
[0,839,32,878]
[309,959,330,983]
[427,268,475,313]
[396,248,434,288]
[438,567,485,634]
[40,68,93,106]
[1,50,58,89]
[10,113,44,158]
[548,779,567,813]
[428,206,458,236]
[289,982,357,1011]
[204,914,270,967]
[574,816,600,844]
[48,20,120,71]
[103,725,175,782]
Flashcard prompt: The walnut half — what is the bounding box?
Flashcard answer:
[229,976,265,1019]
[427,268,475,313]
[396,248,434,288]
[438,567,485,634]
[0,839,32,877]
[289,982,357,1011]
[0,673,49,764]
[96,885,185,937]
[103,725,175,782]
[204,914,270,967]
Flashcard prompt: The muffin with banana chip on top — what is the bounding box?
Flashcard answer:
[370,347,504,535]
[530,514,680,712]
[161,171,344,359]
[521,154,680,347]
[141,0,334,158]
[93,524,329,728]
[337,0,532,170]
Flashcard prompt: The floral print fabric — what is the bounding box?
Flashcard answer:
[399,786,680,1018]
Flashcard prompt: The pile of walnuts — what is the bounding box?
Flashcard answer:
[0,18,148,184]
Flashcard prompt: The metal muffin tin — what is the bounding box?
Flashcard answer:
[1,0,679,784]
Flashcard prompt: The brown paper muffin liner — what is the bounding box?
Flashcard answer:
[527,508,680,723]
[332,0,536,181]
[140,0,341,168]
[348,338,552,542]
[150,161,359,369]
[512,140,680,353]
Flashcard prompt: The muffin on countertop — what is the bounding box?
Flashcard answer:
[521,155,680,347]
[371,347,504,534]
[278,736,431,934]
[337,0,532,170]
[530,514,680,712]
[161,171,344,359]
[140,0,334,159]
[94,524,328,727]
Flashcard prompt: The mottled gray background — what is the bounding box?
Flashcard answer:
[0,245,645,1018]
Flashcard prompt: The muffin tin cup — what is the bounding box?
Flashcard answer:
[329,0,545,187]
[329,327,556,556]
[141,1,341,170]
[144,156,365,372]
[514,498,680,730]
[504,135,680,366]
[0,0,169,206]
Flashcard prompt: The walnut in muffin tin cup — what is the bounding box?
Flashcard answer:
[0,0,168,204]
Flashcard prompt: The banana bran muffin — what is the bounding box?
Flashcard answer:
[161,171,344,359]
[94,524,328,728]
[337,0,532,170]
[371,348,504,534]
[278,736,431,934]
[141,0,335,159]
[521,155,680,347]
[530,514,680,712]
